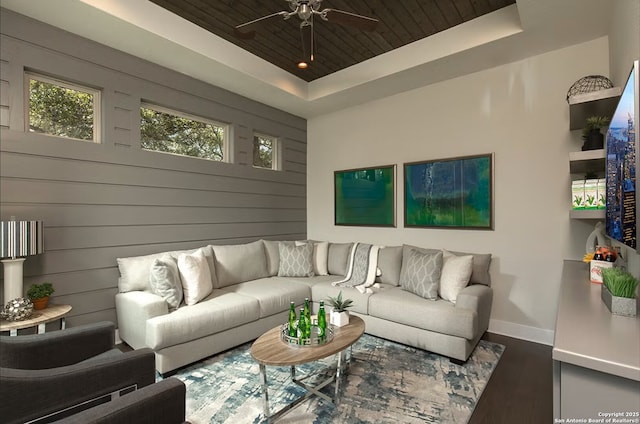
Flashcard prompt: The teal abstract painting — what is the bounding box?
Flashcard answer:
[335,165,395,226]
[404,154,493,229]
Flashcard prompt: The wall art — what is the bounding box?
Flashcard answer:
[404,154,493,229]
[334,165,395,227]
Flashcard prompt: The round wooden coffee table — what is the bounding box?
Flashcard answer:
[251,315,365,423]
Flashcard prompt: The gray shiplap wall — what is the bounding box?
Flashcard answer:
[0,9,307,328]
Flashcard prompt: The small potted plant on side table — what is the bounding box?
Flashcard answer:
[601,268,638,317]
[327,291,354,327]
[27,282,55,310]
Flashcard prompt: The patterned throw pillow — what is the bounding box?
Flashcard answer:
[149,254,183,310]
[278,242,315,277]
[400,249,443,300]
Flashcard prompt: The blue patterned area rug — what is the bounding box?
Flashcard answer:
[163,334,504,424]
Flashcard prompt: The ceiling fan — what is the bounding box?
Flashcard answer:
[234,0,379,68]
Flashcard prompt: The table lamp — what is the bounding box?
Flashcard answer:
[1,219,44,304]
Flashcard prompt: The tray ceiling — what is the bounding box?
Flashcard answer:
[149,0,516,82]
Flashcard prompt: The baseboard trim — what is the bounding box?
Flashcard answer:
[488,319,555,346]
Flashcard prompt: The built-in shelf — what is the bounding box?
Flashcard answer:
[569,209,605,219]
[568,87,622,130]
[569,149,606,174]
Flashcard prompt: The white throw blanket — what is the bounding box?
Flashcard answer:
[332,243,381,294]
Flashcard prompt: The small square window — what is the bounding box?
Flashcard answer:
[27,73,100,143]
[253,133,279,170]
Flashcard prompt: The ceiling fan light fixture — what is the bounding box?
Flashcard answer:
[297,4,312,21]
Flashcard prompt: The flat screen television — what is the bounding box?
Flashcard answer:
[605,60,639,251]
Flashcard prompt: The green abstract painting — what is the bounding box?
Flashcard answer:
[335,165,395,226]
[404,154,493,229]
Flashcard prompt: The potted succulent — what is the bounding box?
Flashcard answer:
[27,282,55,310]
[326,291,354,327]
[601,268,638,317]
[581,116,610,151]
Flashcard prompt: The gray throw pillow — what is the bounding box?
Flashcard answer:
[149,255,183,310]
[278,242,314,277]
[327,242,353,276]
[376,245,403,285]
[400,249,443,300]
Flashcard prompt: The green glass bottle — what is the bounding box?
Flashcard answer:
[303,298,311,338]
[288,301,297,337]
[317,300,327,341]
[297,307,307,344]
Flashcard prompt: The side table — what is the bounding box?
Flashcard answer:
[0,304,72,336]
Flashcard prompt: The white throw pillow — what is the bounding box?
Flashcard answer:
[295,240,329,276]
[178,248,213,305]
[149,254,183,311]
[439,250,474,303]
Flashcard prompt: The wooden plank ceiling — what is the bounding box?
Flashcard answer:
[150,0,516,82]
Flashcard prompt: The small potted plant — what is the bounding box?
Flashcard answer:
[581,116,610,151]
[601,268,638,317]
[326,291,354,327]
[27,282,55,310]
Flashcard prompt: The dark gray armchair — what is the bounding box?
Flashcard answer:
[52,377,187,424]
[0,321,185,424]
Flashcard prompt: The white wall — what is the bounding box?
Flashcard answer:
[307,37,611,345]
[609,0,640,86]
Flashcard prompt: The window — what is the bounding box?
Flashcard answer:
[140,104,227,162]
[27,73,100,143]
[253,133,279,170]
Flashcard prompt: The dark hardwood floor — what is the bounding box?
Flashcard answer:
[118,331,553,423]
[469,332,553,424]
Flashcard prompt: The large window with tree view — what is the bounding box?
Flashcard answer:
[140,104,227,162]
[27,73,100,143]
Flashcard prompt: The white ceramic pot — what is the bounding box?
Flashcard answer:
[330,310,350,327]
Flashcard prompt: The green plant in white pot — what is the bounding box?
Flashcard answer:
[601,268,638,317]
[326,291,354,327]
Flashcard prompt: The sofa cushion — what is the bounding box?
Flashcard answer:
[145,292,260,350]
[149,255,183,310]
[278,242,314,277]
[368,287,477,340]
[439,250,473,303]
[218,277,311,318]
[328,242,353,276]
[296,240,329,276]
[262,239,294,276]
[399,249,443,300]
[178,248,213,305]
[211,241,269,288]
[117,247,215,293]
[375,245,403,285]
[450,250,492,286]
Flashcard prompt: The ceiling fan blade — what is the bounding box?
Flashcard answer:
[234,11,290,38]
[300,22,312,62]
[323,9,379,32]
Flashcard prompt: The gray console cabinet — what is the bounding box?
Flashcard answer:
[553,260,640,420]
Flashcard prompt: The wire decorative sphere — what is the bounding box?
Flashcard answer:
[566,75,614,103]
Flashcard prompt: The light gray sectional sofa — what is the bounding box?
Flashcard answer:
[115,240,493,375]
